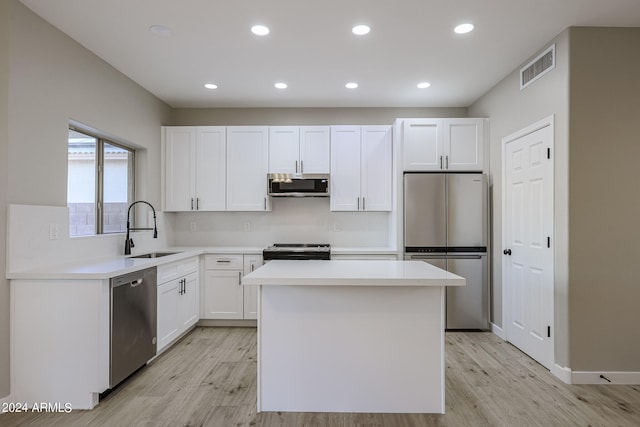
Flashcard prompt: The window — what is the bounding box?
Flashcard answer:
[67,127,135,237]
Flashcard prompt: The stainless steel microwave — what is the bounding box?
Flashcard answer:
[267,174,330,197]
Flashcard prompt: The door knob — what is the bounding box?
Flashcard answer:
[503,249,512,256]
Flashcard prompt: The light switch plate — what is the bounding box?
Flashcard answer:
[49,223,60,240]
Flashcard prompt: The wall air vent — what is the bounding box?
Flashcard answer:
[520,44,555,90]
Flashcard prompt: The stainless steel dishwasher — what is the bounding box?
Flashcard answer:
[110,267,157,388]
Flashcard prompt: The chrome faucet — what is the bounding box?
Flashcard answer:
[125,201,158,255]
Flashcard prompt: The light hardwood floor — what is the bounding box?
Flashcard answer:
[3,327,640,426]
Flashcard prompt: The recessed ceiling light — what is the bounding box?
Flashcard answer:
[454,23,474,34]
[345,82,359,89]
[352,25,370,35]
[275,82,288,89]
[149,24,172,37]
[417,82,431,89]
[204,83,218,90]
[251,25,270,36]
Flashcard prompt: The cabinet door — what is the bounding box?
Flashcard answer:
[243,255,263,320]
[330,126,361,211]
[361,125,392,211]
[157,280,179,352]
[444,119,484,171]
[226,126,270,211]
[202,270,244,319]
[299,126,330,174]
[269,127,300,174]
[177,272,199,331]
[196,127,226,210]
[402,119,443,171]
[163,127,196,211]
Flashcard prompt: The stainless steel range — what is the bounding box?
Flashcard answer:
[263,243,331,261]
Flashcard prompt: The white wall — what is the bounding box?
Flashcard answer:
[7,1,171,208]
[170,107,468,126]
[1,0,171,398]
[468,30,570,367]
[567,27,640,372]
[0,0,11,399]
[169,198,390,248]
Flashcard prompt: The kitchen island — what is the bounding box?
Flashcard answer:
[242,260,465,414]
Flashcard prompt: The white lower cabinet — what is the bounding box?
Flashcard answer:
[157,280,179,351]
[157,257,199,352]
[202,254,263,320]
[243,255,263,319]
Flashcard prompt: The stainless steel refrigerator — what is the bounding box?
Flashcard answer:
[403,172,489,330]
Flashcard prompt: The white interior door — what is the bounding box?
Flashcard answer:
[504,123,554,370]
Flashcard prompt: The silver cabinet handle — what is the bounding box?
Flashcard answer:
[300,160,304,173]
[251,264,255,272]
[238,271,242,285]
[216,259,231,263]
[357,197,360,210]
[264,197,267,210]
[295,160,298,173]
[191,197,194,210]
[445,155,449,169]
[196,198,200,210]
[363,197,366,211]
[440,156,443,169]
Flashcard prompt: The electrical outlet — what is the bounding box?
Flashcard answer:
[333,222,341,232]
[243,222,251,232]
[49,223,60,240]
[190,221,197,232]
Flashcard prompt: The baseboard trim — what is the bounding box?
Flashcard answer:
[552,364,573,384]
[571,371,640,385]
[198,319,257,328]
[491,322,505,339]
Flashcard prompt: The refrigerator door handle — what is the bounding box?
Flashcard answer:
[448,255,483,260]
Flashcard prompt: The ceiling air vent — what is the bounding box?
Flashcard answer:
[520,44,555,90]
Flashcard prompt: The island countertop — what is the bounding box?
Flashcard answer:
[242,259,465,287]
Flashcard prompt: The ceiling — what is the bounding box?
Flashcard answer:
[19,0,640,109]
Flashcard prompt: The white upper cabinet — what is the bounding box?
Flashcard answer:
[361,126,393,211]
[401,118,484,171]
[226,126,271,211]
[163,126,195,211]
[163,126,226,211]
[402,119,442,171]
[444,119,484,171]
[330,126,361,211]
[268,126,330,174]
[299,126,330,173]
[330,125,392,212]
[195,127,227,210]
[269,127,300,174]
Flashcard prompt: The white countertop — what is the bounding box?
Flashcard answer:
[6,246,263,280]
[242,260,465,287]
[7,246,398,280]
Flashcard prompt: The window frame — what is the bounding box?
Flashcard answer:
[68,125,136,236]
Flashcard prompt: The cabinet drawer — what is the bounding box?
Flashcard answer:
[205,254,244,270]
[158,257,199,283]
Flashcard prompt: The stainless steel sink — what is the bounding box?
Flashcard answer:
[130,251,180,259]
